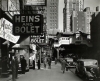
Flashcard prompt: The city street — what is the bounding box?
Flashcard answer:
[0,0,100,81]
[12,62,83,81]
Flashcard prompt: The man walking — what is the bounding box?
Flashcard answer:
[43,55,47,69]
[61,58,66,73]
[21,56,27,74]
[47,55,52,69]
[37,56,40,69]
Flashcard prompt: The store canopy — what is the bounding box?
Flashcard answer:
[12,44,29,49]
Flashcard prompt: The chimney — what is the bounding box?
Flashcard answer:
[95,6,99,16]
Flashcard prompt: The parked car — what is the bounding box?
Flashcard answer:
[75,59,100,81]
[65,58,76,68]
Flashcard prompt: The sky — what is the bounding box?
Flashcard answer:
[58,0,100,31]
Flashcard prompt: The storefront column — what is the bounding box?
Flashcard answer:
[0,39,2,76]
[40,49,41,64]
[57,48,59,59]
[1,39,9,77]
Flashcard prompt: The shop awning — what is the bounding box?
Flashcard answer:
[12,45,29,49]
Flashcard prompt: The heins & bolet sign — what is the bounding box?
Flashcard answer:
[13,14,43,35]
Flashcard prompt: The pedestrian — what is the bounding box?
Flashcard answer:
[21,56,27,74]
[33,60,35,69]
[55,57,57,65]
[15,56,19,79]
[61,58,66,73]
[47,55,52,69]
[44,56,47,68]
[37,56,40,69]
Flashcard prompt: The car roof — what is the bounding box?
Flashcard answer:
[78,59,97,62]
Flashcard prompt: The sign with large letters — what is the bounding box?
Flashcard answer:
[13,14,43,35]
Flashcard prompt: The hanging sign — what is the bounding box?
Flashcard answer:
[30,35,45,44]
[0,18,20,43]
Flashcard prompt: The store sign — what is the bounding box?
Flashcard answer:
[25,0,46,6]
[59,37,70,45]
[13,14,43,35]
[8,0,20,16]
[0,18,20,43]
[30,35,45,44]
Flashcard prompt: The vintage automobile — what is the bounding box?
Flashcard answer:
[65,58,76,68]
[75,59,100,81]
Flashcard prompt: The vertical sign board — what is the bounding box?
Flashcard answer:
[13,14,43,35]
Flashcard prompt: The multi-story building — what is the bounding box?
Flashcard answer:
[63,0,84,32]
[72,11,85,33]
[63,8,66,32]
[46,0,58,30]
[84,7,93,39]
[26,0,59,36]
[71,7,94,39]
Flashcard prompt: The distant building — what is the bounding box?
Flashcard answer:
[63,0,84,32]
[46,0,58,30]
[63,8,66,32]
[24,0,59,35]
[71,11,85,33]
[84,7,94,39]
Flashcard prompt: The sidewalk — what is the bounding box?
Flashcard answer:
[0,62,52,81]
[0,74,12,81]
[0,61,79,81]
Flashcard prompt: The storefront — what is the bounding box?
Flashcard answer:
[0,18,20,77]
